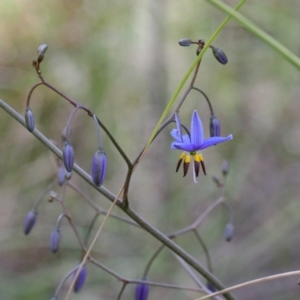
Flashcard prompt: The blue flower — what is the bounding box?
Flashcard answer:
[171,110,233,182]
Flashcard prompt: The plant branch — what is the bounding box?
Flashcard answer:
[0,99,235,300]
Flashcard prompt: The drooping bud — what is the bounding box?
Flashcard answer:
[209,115,221,137]
[23,210,37,235]
[25,107,35,132]
[178,38,191,47]
[211,46,228,65]
[73,266,87,293]
[222,160,229,176]
[62,142,74,172]
[91,149,107,186]
[57,166,65,186]
[50,228,60,253]
[207,281,216,293]
[37,44,48,63]
[135,279,149,300]
[225,222,234,242]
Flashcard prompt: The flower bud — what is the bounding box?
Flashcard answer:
[91,149,107,186]
[57,166,65,186]
[225,222,234,242]
[62,142,74,172]
[25,107,35,132]
[23,210,37,235]
[209,115,221,137]
[207,281,216,293]
[135,280,149,300]
[222,160,229,176]
[50,228,60,253]
[178,38,191,47]
[37,44,48,63]
[211,46,228,65]
[73,266,87,293]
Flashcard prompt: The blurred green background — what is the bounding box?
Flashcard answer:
[1,0,300,299]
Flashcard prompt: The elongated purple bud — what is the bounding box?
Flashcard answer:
[50,228,60,253]
[73,266,87,293]
[225,222,234,242]
[135,280,149,300]
[62,142,74,172]
[23,210,37,235]
[91,149,107,186]
[209,116,221,137]
[211,46,228,65]
[25,107,35,132]
[57,166,65,186]
[178,38,191,47]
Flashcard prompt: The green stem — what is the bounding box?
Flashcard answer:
[205,0,300,69]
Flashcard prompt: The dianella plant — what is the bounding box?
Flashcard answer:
[1,1,300,300]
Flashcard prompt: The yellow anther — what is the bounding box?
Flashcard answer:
[179,152,186,160]
[184,155,191,163]
[194,153,204,162]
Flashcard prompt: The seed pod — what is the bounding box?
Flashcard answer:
[23,210,37,235]
[37,44,48,63]
[73,266,87,293]
[62,142,74,172]
[225,222,234,242]
[209,115,221,137]
[50,228,60,253]
[91,149,107,186]
[25,107,35,132]
[178,38,191,47]
[211,46,228,65]
[135,280,149,300]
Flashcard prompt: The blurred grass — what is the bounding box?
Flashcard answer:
[1,0,300,299]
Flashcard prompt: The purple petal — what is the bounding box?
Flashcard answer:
[171,142,197,152]
[170,129,182,143]
[171,130,190,145]
[174,113,183,142]
[199,134,233,150]
[190,110,204,146]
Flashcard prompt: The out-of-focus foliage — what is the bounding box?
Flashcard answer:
[0,0,300,299]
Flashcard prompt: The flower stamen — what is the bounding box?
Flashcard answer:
[176,153,186,172]
[183,155,191,177]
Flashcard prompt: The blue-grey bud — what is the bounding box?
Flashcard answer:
[23,210,37,235]
[73,266,87,293]
[57,166,65,186]
[25,107,35,132]
[209,115,221,137]
[178,38,191,47]
[37,44,48,63]
[211,46,228,65]
[135,279,149,300]
[225,222,234,242]
[91,150,107,186]
[50,228,60,253]
[222,160,229,176]
[62,142,74,172]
